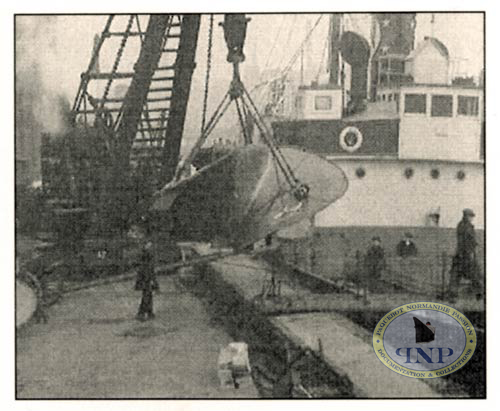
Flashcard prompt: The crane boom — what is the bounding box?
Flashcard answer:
[114,15,171,170]
[59,14,201,233]
[160,15,200,185]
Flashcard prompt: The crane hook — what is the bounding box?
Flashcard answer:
[220,14,251,64]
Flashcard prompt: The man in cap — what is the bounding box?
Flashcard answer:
[364,236,386,292]
[396,232,418,258]
[448,209,483,301]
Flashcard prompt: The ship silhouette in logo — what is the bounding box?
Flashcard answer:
[413,317,436,343]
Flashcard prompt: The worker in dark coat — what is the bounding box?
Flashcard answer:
[396,232,418,258]
[135,240,158,321]
[364,236,386,292]
[448,209,483,300]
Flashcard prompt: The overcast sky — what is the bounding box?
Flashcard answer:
[16,13,484,98]
[16,13,484,147]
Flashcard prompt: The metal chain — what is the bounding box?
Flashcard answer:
[72,15,114,113]
[100,15,134,109]
[201,14,214,134]
[171,14,215,181]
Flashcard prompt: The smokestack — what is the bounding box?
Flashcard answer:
[328,14,342,85]
[340,31,370,112]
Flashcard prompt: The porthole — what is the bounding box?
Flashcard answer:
[404,167,414,179]
[431,168,440,179]
[355,167,366,178]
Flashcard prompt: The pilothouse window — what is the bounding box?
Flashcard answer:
[314,96,332,111]
[404,94,426,114]
[458,96,479,116]
[314,96,332,110]
[431,95,453,117]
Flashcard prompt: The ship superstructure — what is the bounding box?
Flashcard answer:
[272,14,484,231]
[270,14,484,283]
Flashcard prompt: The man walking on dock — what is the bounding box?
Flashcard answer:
[135,240,158,321]
[448,208,483,301]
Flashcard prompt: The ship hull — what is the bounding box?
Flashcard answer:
[277,157,484,294]
[316,158,484,230]
[152,144,348,248]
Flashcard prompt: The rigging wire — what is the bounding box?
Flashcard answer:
[314,29,330,83]
[276,15,298,73]
[280,15,324,79]
[262,15,287,73]
[249,14,324,94]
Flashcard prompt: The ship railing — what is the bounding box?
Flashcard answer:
[340,252,484,298]
[278,237,484,298]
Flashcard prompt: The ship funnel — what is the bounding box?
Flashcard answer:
[340,31,370,112]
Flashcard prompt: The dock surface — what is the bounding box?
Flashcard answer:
[272,313,439,398]
[208,252,443,397]
[16,275,258,398]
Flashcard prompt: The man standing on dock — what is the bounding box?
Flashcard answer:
[364,236,386,293]
[448,208,483,301]
[396,232,418,258]
[135,240,158,321]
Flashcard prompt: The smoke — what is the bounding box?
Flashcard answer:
[16,16,72,139]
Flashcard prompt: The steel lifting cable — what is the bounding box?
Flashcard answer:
[241,86,310,204]
[200,93,232,141]
[234,84,290,181]
[172,91,231,181]
[241,101,252,144]
[234,98,250,144]
[238,95,296,189]
[241,85,299,186]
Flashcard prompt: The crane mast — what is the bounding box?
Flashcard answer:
[57,14,200,234]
